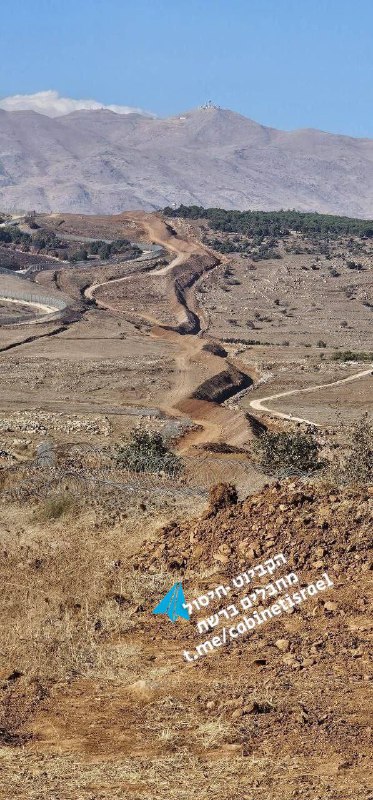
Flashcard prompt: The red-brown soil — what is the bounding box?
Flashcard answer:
[0,480,371,799]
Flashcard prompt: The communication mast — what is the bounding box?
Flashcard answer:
[200,100,220,110]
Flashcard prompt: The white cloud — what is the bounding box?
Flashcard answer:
[0,90,155,118]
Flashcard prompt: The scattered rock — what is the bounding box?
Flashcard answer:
[324,601,338,612]
[275,638,290,653]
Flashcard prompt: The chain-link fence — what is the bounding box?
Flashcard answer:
[0,288,67,325]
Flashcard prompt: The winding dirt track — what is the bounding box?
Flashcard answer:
[249,367,373,427]
[9,213,370,447]
[82,216,373,444]
[82,216,254,450]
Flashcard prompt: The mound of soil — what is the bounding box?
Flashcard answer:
[139,479,372,579]
[202,341,228,357]
[2,478,371,799]
[191,364,253,404]
[126,478,372,798]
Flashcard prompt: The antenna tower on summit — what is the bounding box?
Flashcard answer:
[200,100,220,110]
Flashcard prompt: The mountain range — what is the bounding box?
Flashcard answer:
[1,106,373,216]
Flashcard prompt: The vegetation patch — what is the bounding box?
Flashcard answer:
[0,224,141,264]
[331,350,373,362]
[115,429,182,476]
[254,430,323,476]
[164,206,373,238]
[333,415,373,486]
[34,492,77,521]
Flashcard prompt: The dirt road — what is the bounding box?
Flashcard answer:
[249,367,373,426]
[82,215,253,450]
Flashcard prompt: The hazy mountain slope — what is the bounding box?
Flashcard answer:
[0,107,372,216]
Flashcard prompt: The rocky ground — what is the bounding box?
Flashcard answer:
[0,210,371,799]
[0,479,371,799]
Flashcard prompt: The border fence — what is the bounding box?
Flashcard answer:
[0,288,67,326]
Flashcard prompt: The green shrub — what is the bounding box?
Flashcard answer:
[32,229,57,250]
[69,248,88,262]
[331,350,373,362]
[115,429,182,476]
[254,430,322,475]
[98,243,112,260]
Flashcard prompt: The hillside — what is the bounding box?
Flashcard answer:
[0,207,371,799]
[1,107,373,216]
[0,479,371,799]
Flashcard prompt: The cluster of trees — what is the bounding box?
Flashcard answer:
[0,226,32,247]
[164,205,373,238]
[205,234,281,259]
[88,238,140,260]
[0,225,140,263]
[68,238,139,262]
[0,226,65,253]
[32,229,61,251]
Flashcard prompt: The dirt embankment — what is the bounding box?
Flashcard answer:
[191,364,253,404]
[139,479,372,576]
[171,253,220,334]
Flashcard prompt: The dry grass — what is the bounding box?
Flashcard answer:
[32,491,78,521]
[0,497,177,687]
[0,479,371,800]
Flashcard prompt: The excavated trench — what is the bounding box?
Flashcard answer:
[166,253,254,408]
[0,222,255,450]
[0,324,68,353]
[191,364,253,404]
[144,239,256,446]
[168,252,220,335]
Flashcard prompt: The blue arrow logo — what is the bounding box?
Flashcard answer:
[152,582,190,622]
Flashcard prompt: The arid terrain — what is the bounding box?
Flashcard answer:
[0,208,371,799]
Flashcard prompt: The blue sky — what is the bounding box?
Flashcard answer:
[1,0,373,136]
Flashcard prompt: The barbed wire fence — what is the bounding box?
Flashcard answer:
[1,442,255,504]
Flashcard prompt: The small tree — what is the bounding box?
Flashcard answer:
[98,243,112,260]
[254,429,322,476]
[69,248,88,262]
[0,228,13,243]
[89,240,104,255]
[115,429,182,476]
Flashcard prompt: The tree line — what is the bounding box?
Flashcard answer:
[163,205,373,238]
